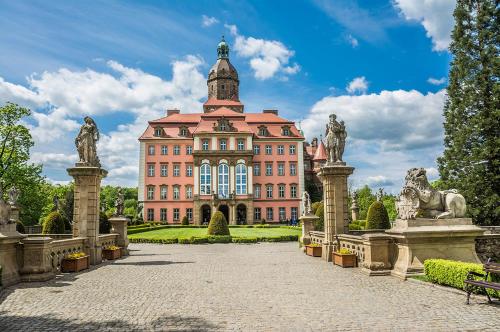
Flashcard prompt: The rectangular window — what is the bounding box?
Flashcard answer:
[186,145,193,155]
[173,145,180,155]
[173,208,180,221]
[254,185,261,199]
[253,163,261,176]
[147,186,154,200]
[278,162,285,176]
[148,145,155,155]
[290,185,297,198]
[186,186,193,199]
[254,208,261,221]
[279,207,286,221]
[237,139,245,151]
[160,208,167,221]
[265,163,273,176]
[279,184,285,198]
[161,145,168,155]
[219,139,227,151]
[147,208,154,221]
[253,145,260,155]
[173,164,180,177]
[289,145,296,155]
[160,164,168,177]
[266,207,273,221]
[290,163,297,176]
[291,207,298,220]
[186,164,193,177]
[147,164,155,177]
[266,185,273,199]
[202,140,209,151]
[277,145,284,155]
[265,145,272,155]
[186,208,193,221]
[160,186,167,200]
[173,186,180,200]
[283,127,290,136]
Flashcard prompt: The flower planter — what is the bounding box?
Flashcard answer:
[305,245,322,257]
[102,248,121,260]
[61,255,89,273]
[333,252,357,268]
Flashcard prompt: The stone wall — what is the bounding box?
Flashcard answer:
[475,234,500,263]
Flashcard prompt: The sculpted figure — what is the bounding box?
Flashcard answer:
[337,120,347,162]
[75,116,101,167]
[0,187,11,225]
[302,191,312,215]
[396,168,466,219]
[115,187,125,216]
[52,195,59,211]
[325,114,347,163]
[376,188,384,202]
[8,186,19,206]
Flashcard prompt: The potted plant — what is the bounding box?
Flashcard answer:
[305,243,322,257]
[61,252,89,272]
[102,245,121,260]
[333,248,357,268]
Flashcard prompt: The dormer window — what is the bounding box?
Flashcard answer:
[154,127,163,137]
[220,123,226,131]
[179,126,189,137]
[281,126,291,136]
[213,117,235,132]
[258,126,268,136]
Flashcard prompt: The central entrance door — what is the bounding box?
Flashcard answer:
[218,204,229,223]
[236,204,247,225]
[201,205,211,225]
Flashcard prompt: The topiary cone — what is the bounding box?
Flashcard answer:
[207,211,230,236]
[366,201,391,230]
[42,211,66,234]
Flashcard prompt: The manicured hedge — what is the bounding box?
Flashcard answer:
[232,237,258,243]
[129,234,298,245]
[424,259,499,298]
[366,201,391,229]
[127,225,171,235]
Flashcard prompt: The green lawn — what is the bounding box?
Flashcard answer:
[128,226,301,244]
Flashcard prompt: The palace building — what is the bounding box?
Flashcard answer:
[138,38,308,224]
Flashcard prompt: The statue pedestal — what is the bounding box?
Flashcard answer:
[109,216,130,256]
[67,166,107,265]
[0,223,25,287]
[299,214,319,248]
[386,218,484,279]
[318,163,354,261]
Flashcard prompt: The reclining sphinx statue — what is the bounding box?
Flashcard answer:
[396,168,466,220]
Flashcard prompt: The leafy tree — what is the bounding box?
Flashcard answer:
[181,216,189,225]
[305,180,322,203]
[99,211,110,234]
[355,186,376,220]
[314,204,324,231]
[437,0,499,226]
[0,103,47,225]
[100,185,138,218]
[382,195,397,221]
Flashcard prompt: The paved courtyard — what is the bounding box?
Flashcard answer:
[0,243,499,331]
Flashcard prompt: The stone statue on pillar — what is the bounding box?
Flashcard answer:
[376,188,384,202]
[75,116,101,167]
[114,187,125,216]
[7,186,19,206]
[325,114,347,164]
[350,191,359,221]
[301,191,312,216]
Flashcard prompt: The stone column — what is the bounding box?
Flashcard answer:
[67,166,108,265]
[351,200,359,222]
[318,163,354,261]
[20,237,55,282]
[360,233,392,276]
[0,223,25,287]
[109,216,130,256]
[299,214,319,246]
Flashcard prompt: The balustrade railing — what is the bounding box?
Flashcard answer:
[49,237,86,272]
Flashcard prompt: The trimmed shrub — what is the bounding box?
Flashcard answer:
[255,224,270,228]
[358,220,367,228]
[16,220,25,233]
[42,211,66,234]
[207,211,230,236]
[232,237,258,243]
[181,216,189,226]
[366,201,391,230]
[314,204,324,231]
[99,212,111,234]
[348,223,362,231]
[424,259,499,298]
[208,235,232,243]
[178,237,191,244]
[311,201,323,214]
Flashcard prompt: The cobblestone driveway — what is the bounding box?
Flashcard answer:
[0,243,499,331]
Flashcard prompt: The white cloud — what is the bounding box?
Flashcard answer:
[201,15,219,27]
[427,77,446,85]
[225,24,299,80]
[366,175,394,187]
[346,76,368,94]
[394,0,455,52]
[346,34,359,48]
[0,56,207,186]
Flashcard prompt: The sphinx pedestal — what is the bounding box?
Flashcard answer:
[318,163,354,261]
[67,166,108,265]
[386,218,484,279]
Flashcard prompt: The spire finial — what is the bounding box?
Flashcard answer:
[217,36,229,59]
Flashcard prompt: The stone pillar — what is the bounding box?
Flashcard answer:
[109,216,130,256]
[299,214,319,246]
[67,166,108,265]
[0,223,25,287]
[20,237,55,282]
[351,200,359,222]
[229,203,236,225]
[360,233,392,276]
[318,163,354,261]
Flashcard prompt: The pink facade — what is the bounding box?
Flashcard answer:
[138,39,305,224]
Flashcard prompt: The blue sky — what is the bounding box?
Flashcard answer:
[0,0,456,192]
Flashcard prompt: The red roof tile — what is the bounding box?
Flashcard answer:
[313,140,327,161]
[204,98,243,106]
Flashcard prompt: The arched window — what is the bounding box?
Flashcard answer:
[218,163,229,198]
[236,163,247,195]
[200,164,211,195]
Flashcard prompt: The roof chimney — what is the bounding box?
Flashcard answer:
[167,109,180,116]
[263,109,278,115]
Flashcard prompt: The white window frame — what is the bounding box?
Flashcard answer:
[219,139,227,151]
[289,145,296,155]
[277,145,284,155]
[278,163,285,176]
[237,139,245,151]
[161,145,168,155]
[218,163,229,198]
[186,164,193,177]
[173,145,180,155]
[202,140,209,151]
[265,145,272,155]
[200,164,211,195]
[279,184,285,198]
[253,145,260,154]
[173,164,180,177]
[148,164,155,177]
[160,185,167,200]
[148,145,155,155]
[173,186,180,200]
[160,164,168,177]
[266,185,273,199]
[235,163,247,195]
[186,145,193,155]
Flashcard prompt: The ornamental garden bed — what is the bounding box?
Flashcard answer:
[61,253,89,273]
[333,249,357,268]
[305,244,322,257]
[102,246,121,260]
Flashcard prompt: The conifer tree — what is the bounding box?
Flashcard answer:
[437,0,499,225]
